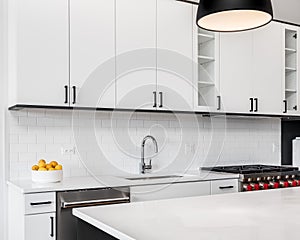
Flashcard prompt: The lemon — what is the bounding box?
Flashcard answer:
[50,161,58,168]
[38,167,47,171]
[49,168,56,171]
[46,164,52,170]
[38,159,46,165]
[55,164,63,170]
[32,165,39,171]
[38,162,47,168]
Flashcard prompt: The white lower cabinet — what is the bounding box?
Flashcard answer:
[25,213,56,240]
[8,187,56,240]
[131,181,211,202]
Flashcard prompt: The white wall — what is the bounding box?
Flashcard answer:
[272,0,300,24]
[0,0,8,239]
[8,110,281,180]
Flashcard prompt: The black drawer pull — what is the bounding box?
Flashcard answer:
[50,216,54,237]
[30,201,52,206]
[64,85,68,104]
[217,96,221,110]
[72,86,76,104]
[283,100,287,113]
[254,98,258,112]
[219,186,234,190]
[159,92,163,108]
[153,91,157,108]
[249,98,253,112]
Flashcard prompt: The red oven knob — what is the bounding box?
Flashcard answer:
[269,182,279,189]
[288,180,298,187]
[259,182,269,190]
[243,184,252,191]
[250,183,260,191]
[279,181,289,188]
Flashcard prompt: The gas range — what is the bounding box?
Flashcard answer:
[202,165,300,192]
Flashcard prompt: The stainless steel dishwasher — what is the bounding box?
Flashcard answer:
[56,187,130,240]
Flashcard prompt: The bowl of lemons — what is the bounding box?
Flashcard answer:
[32,159,63,183]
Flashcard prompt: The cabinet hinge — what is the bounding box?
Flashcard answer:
[293,33,297,39]
[293,105,298,111]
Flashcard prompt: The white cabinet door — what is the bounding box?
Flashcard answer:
[115,0,157,110]
[70,0,115,108]
[253,22,283,114]
[131,181,211,202]
[8,0,69,106]
[219,31,253,113]
[25,213,56,240]
[157,0,194,111]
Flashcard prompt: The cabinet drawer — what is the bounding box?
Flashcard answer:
[131,181,211,202]
[25,192,56,215]
[211,179,239,195]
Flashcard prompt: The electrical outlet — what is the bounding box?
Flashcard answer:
[61,146,76,155]
[185,144,195,154]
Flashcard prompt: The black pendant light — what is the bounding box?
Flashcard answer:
[196,0,273,32]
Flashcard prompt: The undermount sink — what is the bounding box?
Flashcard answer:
[125,175,183,181]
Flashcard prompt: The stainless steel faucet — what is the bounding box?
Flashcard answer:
[140,135,158,174]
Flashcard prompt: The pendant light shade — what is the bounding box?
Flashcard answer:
[196,0,273,32]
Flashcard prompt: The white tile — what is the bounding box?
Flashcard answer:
[37,117,54,126]
[28,144,45,153]
[10,135,19,144]
[37,135,53,144]
[19,117,37,126]
[19,135,36,144]
[10,144,27,153]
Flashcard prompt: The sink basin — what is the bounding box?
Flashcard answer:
[125,175,183,181]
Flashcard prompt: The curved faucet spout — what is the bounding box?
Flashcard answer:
[141,135,158,174]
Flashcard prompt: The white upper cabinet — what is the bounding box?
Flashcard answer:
[115,0,157,110]
[219,31,253,113]
[8,0,69,106]
[70,0,115,108]
[220,22,285,115]
[252,22,283,114]
[157,0,194,111]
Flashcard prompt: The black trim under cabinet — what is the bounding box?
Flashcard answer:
[7,104,300,120]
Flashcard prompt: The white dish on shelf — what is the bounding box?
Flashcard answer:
[32,170,63,183]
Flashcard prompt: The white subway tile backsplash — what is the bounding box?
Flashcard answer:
[10,144,27,153]
[28,144,45,153]
[8,110,281,180]
[19,135,36,144]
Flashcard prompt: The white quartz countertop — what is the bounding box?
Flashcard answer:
[73,188,300,240]
[7,170,238,194]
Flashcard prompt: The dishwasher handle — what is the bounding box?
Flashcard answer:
[61,196,130,209]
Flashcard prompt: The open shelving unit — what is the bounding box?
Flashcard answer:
[195,28,219,110]
[284,28,299,113]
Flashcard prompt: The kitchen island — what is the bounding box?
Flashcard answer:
[73,188,300,240]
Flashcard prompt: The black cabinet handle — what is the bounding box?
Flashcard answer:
[72,86,76,104]
[159,92,163,108]
[217,96,221,110]
[153,92,157,108]
[249,98,254,112]
[254,98,258,112]
[283,100,287,113]
[219,186,234,190]
[30,201,52,206]
[64,85,68,104]
[50,216,54,237]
